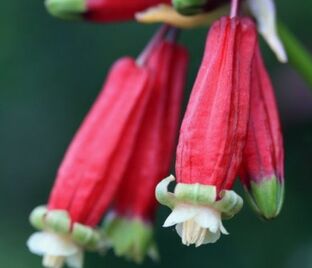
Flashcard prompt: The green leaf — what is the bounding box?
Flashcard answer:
[278,22,312,88]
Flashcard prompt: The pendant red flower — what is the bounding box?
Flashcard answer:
[156,16,257,246]
[103,34,188,262]
[27,32,163,268]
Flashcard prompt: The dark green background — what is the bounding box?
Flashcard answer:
[1,1,312,267]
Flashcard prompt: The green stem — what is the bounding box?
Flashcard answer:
[278,22,312,88]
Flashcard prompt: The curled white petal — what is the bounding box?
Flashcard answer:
[220,223,229,235]
[193,207,221,233]
[163,204,197,227]
[27,232,83,268]
[247,0,287,63]
[164,204,226,246]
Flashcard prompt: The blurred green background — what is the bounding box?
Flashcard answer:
[1,1,312,267]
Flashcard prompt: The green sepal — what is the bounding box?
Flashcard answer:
[45,210,71,234]
[244,176,284,220]
[102,215,156,263]
[45,0,86,20]
[175,182,216,205]
[29,206,48,230]
[155,175,177,209]
[156,176,243,220]
[29,206,101,250]
[72,223,101,249]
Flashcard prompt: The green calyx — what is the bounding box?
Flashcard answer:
[244,176,284,220]
[29,206,101,250]
[156,176,243,219]
[45,0,86,20]
[173,0,208,15]
[102,215,157,263]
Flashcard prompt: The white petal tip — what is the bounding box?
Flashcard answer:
[162,204,198,228]
[163,219,175,228]
[27,232,79,256]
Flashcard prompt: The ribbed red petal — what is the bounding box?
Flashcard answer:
[85,0,171,22]
[48,57,154,226]
[112,41,188,222]
[175,17,257,192]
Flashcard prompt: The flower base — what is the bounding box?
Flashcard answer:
[29,206,101,249]
[156,176,243,246]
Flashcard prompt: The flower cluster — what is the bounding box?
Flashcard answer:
[157,16,284,246]
[28,0,288,267]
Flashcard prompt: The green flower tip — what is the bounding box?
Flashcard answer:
[172,0,208,16]
[45,0,86,20]
[245,176,284,220]
[102,215,157,263]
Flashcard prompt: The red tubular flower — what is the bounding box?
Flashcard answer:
[102,35,188,262]
[26,36,161,267]
[45,0,171,22]
[156,16,257,246]
[240,45,285,220]
[48,58,154,227]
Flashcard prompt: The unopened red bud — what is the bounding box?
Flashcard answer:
[240,45,284,220]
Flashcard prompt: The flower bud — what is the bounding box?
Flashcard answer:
[240,45,284,220]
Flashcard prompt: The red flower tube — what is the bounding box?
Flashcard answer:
[240,45,285,220]
[26,31,167,267]
[156,17,257,246]
[102,35,188,262]
[45,0,171,22]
